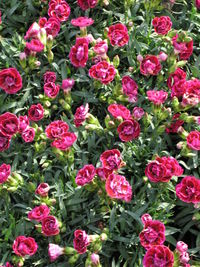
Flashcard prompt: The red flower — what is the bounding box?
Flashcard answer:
[13,236,38,257]
[35,183,50,197]
[43,71,57,83]
[21,127,35,143]
[0,132,11,152]
[122,76,138,103]
[74,103,89,127]
[100,149,122,171]
[89,61,116,84]
[117,119,140,142]
[44,82,60,98]
[147,90,168,105]
[145,161,167,183]
[48,0,71,22]
[140,55,162,76]
[0,68,22,94]
[152,16,172,35]
[176,176,200,203]
[0,112,19,137]
[105,173,132,202]
[28,104,44,121]
[73,229,90,254]
[167,68,186,89]
[166,114,184,134]
[51,134,77,150]
[172,34,193,60]
[44,17,61,37]
[41,215,60,236]
[75,164,96,186]
[28,205,50,222]
[0,163,11,184]
[108,23,129,47]
[24,22,40,40]
[95,167,112,181]
[45,120,69,139]
[71,17,94,28]
[139,220,165,249]
[196,0,200,9]
[77,0,98,10]
[108,104,131,120]
[18,115,29,133]
[156,156,183,178]
[171,79,186,98]
[26,39,44,52]
[69,37,89,68]
[143,245,174,267]
[187,131,200,151]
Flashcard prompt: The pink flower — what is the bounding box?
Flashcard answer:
[147,90,168,105]
[108,104,131,120]
[117,119,140,142]
[0,132,11,152]
[51,133,77,150]
[143,245,174,267]
[100,149,122,171]
[91,253,100,266]
[140,55,162,76]
[93,40,108,56]
[0,163,11,184]
[196,0,200,9]
[77,0,98,10]
[41,215,60,236]
[106,173,132,202]
[26,39,44,52]
[73,229,90,254]
[89,61,116,84]
[13,236,38,257]
[0,112,19,137]
[152,16,172,35]
[75,164,96,186]
[141,214,152,225]
[35,183,50,197]
[62,78,75,92]
[71,17,94,28]
[44,17,61,37]
[167,68,187,90]
[44,82,60,98]
[69,37,89,68]
[45,120,69,139]
[180,252,190,264]
[21,127,35,143]
[122,76,138,103]
[139,219,165,249]
[176,176,200,203]
[74,103,89,127]
[28,103,44,121]
[132,107,145,120]
[176,241,188,253]
[108,23,129,47]
[48,0,71,22]
[171,79,186,98]
[28,205,50,222]
[187,131,200,150]
[172,34,193,60]
[43,71,57,83]
[48,243,64,262]
[158,52,168,61]
[18,115,29,133]
[95,167,112,181]
[145,161,167,183]
[24,22,41,40]
[0,68,22,94]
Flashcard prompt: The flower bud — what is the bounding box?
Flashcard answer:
[180,252,190,264]
[91,253,100,266]
[176,241,188,253]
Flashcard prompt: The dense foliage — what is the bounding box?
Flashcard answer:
[0,0,200,266]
